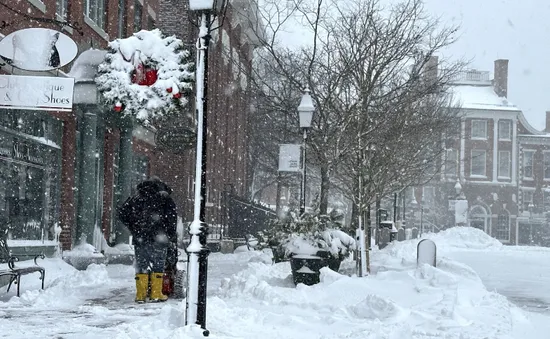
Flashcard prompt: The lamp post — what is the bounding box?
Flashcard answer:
[186,0,226,335]
[297,88,315,215]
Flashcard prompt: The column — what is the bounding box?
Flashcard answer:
[76,108,98,245]
[115,117,134,244]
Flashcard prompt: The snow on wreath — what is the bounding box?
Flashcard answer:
[96,29,194,124]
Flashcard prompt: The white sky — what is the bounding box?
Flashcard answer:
[271,0,550,130]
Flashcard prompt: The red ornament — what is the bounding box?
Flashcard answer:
[114,103,123,112]
[167,87,173,93]
[173,92,181,99]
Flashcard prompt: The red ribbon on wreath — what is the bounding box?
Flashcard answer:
[120,48,158,86]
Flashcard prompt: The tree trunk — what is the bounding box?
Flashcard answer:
[319,165,330,214]
[275,173,282,216]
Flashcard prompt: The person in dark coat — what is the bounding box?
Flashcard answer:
[118,177,177,303]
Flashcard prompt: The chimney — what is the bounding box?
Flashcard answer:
[546,111,550,133]
[424,55,438,83]
[494,59,509,98]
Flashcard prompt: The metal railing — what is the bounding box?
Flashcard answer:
[450,70,491,83]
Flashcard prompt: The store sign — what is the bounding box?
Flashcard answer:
[278,144,301,172]
[0,75,74,111]
[0,142,46,166]
[0,28,78,71]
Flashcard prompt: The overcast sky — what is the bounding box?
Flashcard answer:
[423,0,550,131]
[271,0,549,130]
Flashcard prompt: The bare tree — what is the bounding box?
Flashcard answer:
[244,0,465,215]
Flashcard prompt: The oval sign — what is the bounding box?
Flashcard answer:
[0,28,78,71]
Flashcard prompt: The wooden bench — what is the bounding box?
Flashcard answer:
[0,227,46,297]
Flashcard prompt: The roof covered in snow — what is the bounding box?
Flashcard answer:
[450,84,519,112]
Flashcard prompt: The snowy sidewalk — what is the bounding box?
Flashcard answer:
[2,229,550,339]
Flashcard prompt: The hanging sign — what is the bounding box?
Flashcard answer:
[278,144,302,172]
[0,74,74,111]
[0,28,78,71]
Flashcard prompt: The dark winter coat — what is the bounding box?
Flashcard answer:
[117,178,177,246]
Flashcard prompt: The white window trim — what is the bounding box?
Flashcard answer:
[471,120,488,140]
[498,120,512,141]
[27,0,46,13]
[84,15,109,40]
[470,149,487,177]
[523,149,535,180]
[498,150,511,179]
[495,213,511,242]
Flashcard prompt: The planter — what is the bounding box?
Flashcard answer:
[290,255,324,286]
[326,257,342,272]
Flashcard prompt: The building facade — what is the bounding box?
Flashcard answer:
[410,59,550,246]
[0,0,259,252]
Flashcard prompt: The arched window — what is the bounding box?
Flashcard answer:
[495,211,510,242]
[469,205,490,233]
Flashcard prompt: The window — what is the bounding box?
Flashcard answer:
[524,191,534,212]
[498,151,510,178]
[118,0,127,38]
[56,0,68,18]
[544,152,550,179]
[523,150,534,178]
[134,0,143,32]
[498,120,511,140]
[471,120,487,139]
[471,150,486,176]
[84,0,106,29]
[495,213,510,241]
[445,149,458,176]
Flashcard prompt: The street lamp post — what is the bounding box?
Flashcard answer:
[297,88,315,215]
[186,0,226,335]
[529,202,534,245]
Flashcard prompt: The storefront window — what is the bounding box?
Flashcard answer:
[0,109,61,241]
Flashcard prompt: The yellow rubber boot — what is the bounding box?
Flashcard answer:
[149,273,168,302]
[135,274,149,303]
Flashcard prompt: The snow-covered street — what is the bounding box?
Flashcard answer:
[445,248,550,314]
[2,228,550,338]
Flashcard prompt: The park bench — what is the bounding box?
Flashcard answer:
[0,226,45,297]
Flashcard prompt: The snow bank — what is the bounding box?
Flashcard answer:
[425,226,503,250]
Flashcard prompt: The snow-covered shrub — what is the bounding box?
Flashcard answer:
[259,210,355,261]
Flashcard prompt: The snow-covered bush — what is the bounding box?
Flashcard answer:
[95,29,194,125]
[260,210,355,261]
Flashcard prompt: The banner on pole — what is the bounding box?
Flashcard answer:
[278,144,301,172]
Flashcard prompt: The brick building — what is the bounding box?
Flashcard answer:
[0,0,259,254]
[410,59,550,246]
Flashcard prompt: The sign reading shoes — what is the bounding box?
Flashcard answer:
[0,75,74,111]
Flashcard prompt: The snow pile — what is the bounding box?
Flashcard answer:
[425,226,503,250]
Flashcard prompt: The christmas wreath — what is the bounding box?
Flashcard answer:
[96,29,194,124]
